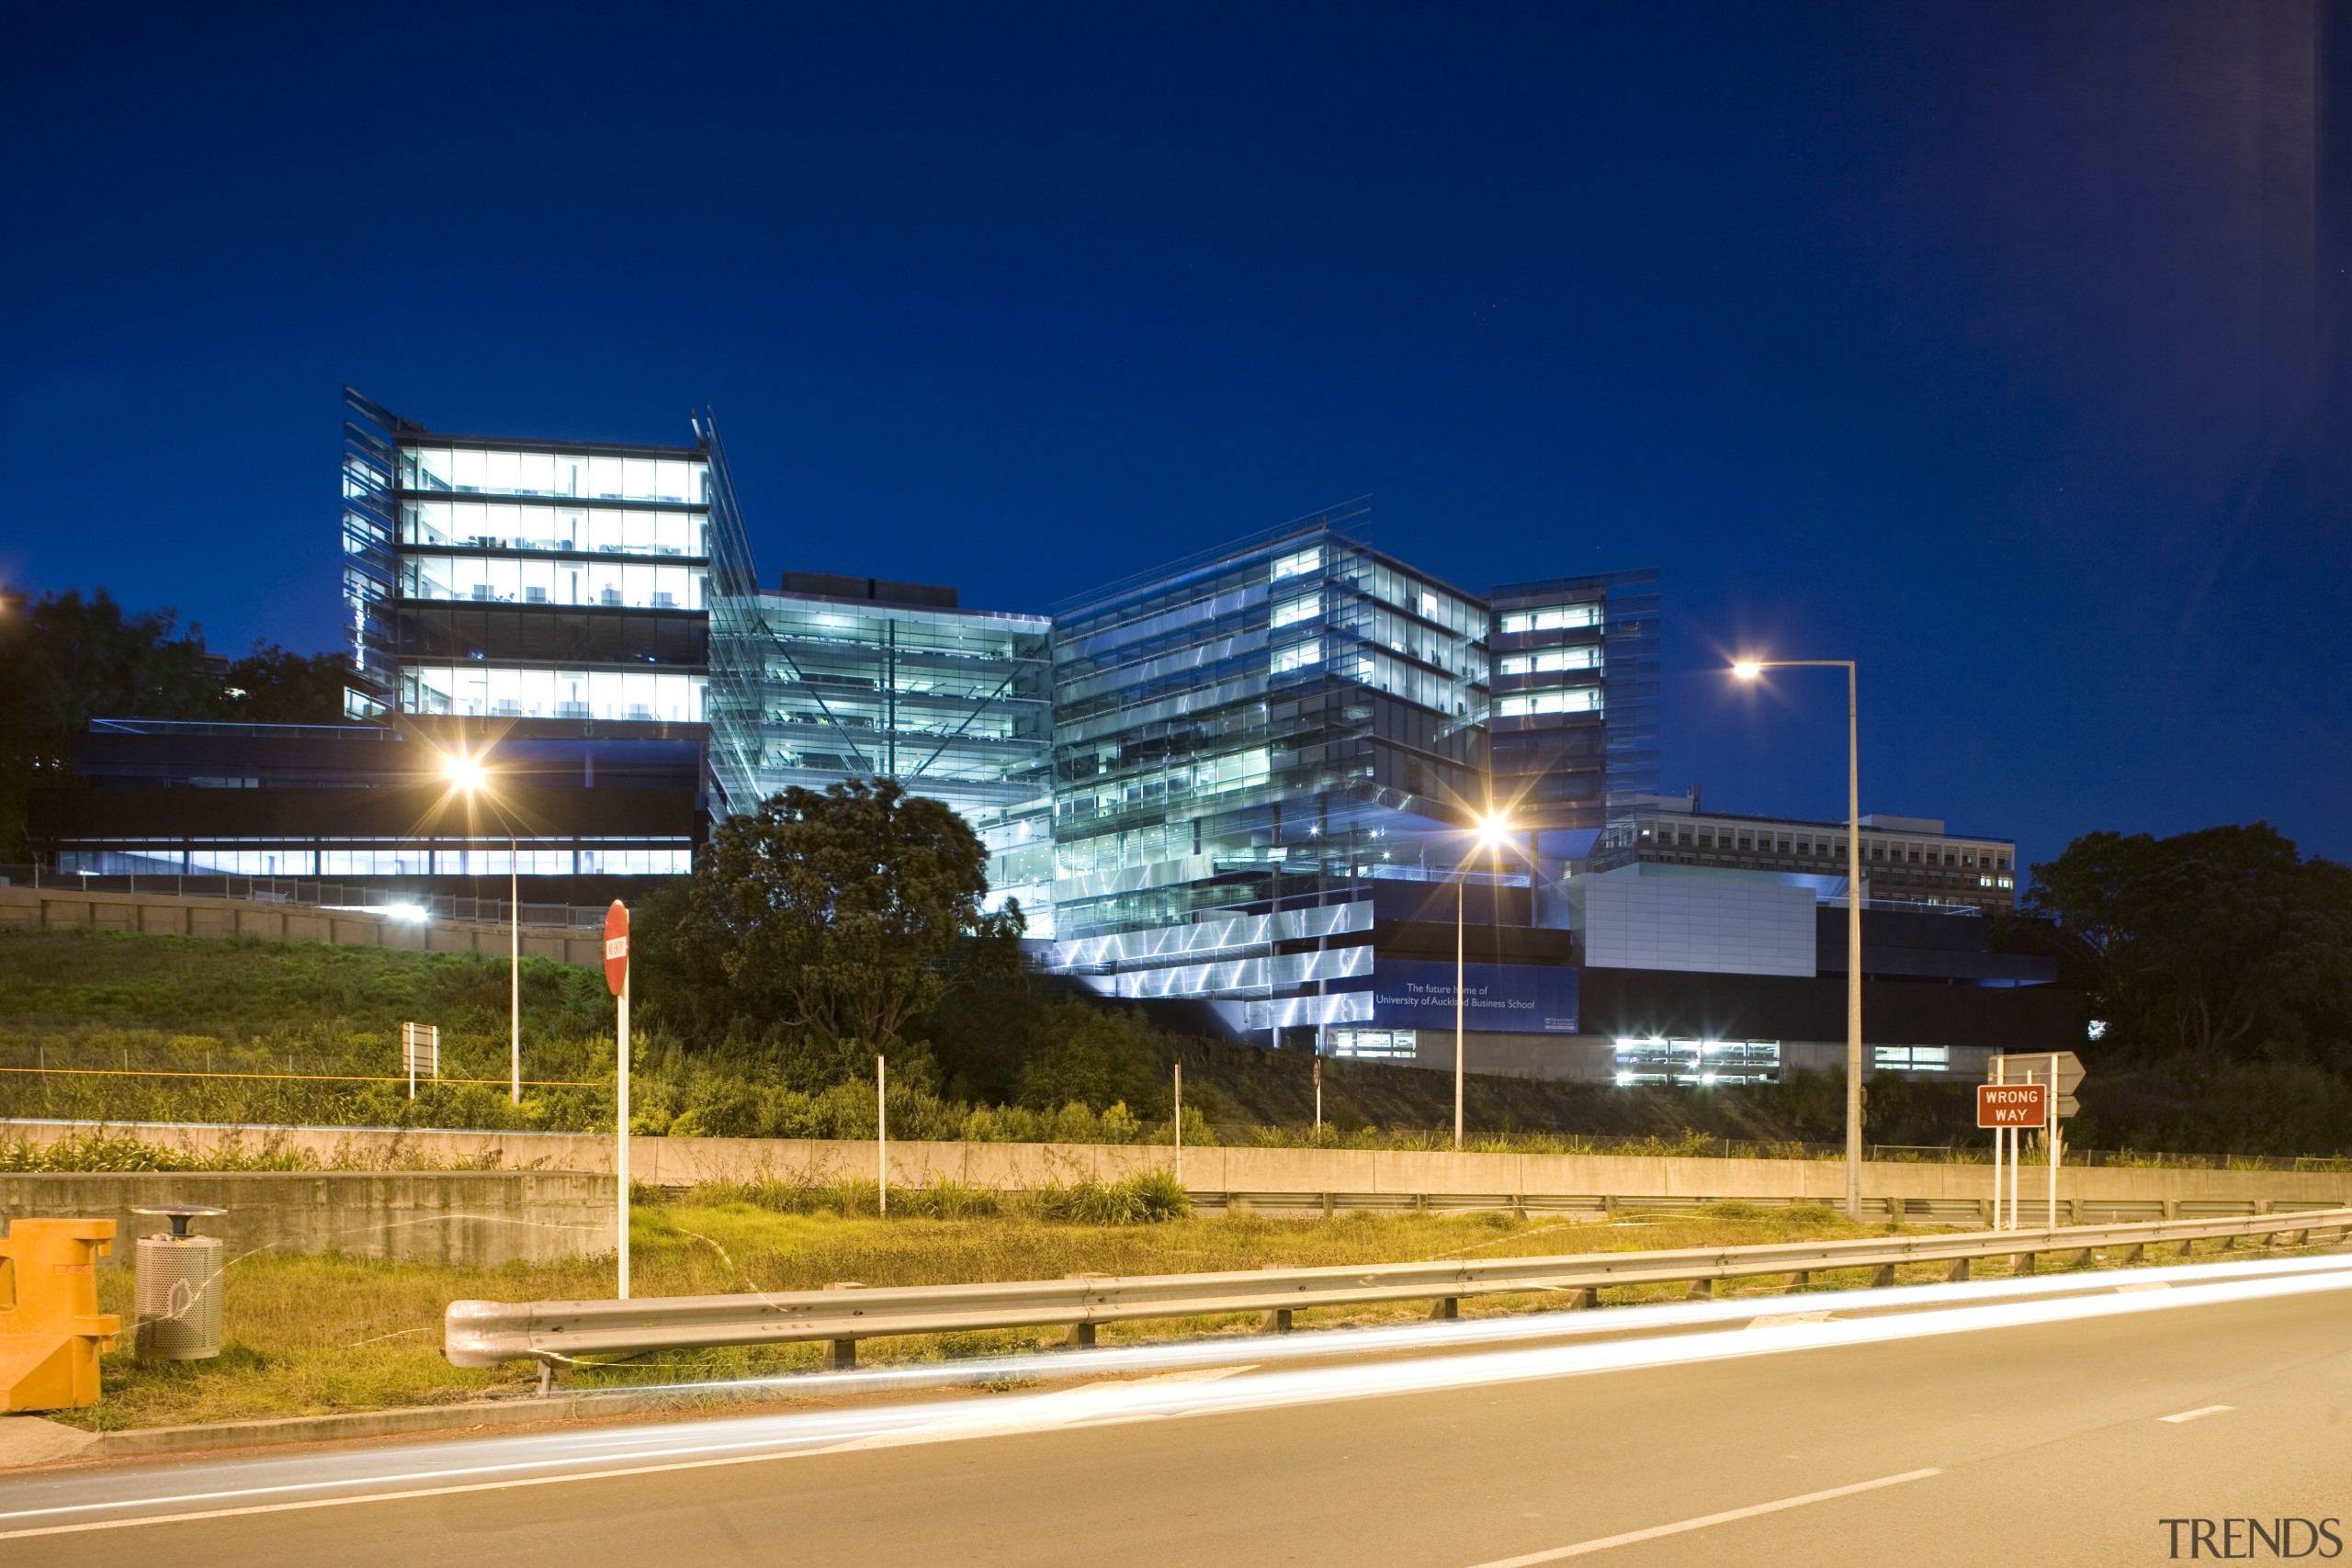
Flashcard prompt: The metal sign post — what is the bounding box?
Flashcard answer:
[1988,1051,2086,1234]
[1977,1074,2049,1231]
[1173,1062,1183,1186]
[876,1053,888,1217]
[401,1022,439,1100]
[604,901,630,1302]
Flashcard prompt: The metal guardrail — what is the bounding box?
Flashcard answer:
[444,1206,2352,1371]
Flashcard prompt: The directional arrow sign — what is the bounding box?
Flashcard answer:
[1987,1051,2085,1118]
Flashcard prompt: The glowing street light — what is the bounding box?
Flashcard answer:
[1732,655,1864,1220]
[446,751,522,1105]
[1455,808,1517,1151]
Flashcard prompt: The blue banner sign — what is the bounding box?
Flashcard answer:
[1370,960,1579,1034]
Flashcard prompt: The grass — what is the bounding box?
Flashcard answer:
[58,1200,1891,1431]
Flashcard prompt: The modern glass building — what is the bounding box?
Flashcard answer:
[705,570,1057,930]
[1041,513,1646,1039]
[340,388,733,727]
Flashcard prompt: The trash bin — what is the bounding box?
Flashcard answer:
[130,1205,229,1361]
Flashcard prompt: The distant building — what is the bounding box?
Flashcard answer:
[1592,793,2017,911]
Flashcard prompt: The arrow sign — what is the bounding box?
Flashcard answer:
[1988,1051,2085,1118]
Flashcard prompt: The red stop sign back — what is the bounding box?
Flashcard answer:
[603,901,629,996]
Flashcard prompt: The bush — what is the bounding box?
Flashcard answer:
[1029,1170,1192,1224]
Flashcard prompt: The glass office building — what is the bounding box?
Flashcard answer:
[705,570,1057,930]
[341,388,731,727]
[1487,569,1658,832]
[1046,513,1500,1032]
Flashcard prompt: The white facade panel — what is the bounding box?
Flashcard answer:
[1577,872,1815,977]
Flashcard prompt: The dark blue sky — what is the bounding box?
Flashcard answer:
[5,4,2346,869]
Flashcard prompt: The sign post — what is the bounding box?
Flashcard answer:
[1986,1051,2086,1232]
[604,901,630,1301]
[401,1022,439,1100]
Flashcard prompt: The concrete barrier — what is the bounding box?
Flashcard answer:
[0,1171,616,1267]
[8,1119,2350,1216]
[0,885,603,968]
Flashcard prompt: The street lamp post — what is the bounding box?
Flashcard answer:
[447,754,523,1105]
[1455,812,1514,1152]
[1734,658,1863,1221]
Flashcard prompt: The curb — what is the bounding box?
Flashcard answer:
[85,1383,789,1460]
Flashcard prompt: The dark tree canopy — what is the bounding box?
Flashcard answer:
[679,778,1022,1051]
[2022,823,2352,1066]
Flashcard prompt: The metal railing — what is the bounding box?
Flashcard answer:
[444,1206,2352,1371]
[0,867,606,930]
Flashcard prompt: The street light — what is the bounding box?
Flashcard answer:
[1456,810,1515,1152]
[445,751,521,1105]
[1734,657,1863,1220]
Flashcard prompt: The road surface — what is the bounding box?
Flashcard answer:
[6,1254,2349,1565]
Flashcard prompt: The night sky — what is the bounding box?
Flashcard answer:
[5,5,2346,868]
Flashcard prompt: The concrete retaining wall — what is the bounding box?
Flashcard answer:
[0,885,603,967]
[9,1119,2351,1213]
[0,1170,616,1267]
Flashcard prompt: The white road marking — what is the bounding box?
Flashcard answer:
[1462,1469,1945,1565]
[2158,1404,2233,1424]
[2116,1281,2170,1293]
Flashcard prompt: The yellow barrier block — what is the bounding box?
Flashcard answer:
[0,1218,121,1412]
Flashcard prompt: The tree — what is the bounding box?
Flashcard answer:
[680,778,1019,1053]
[0,589,222,861]
[219,643,354,723]
[2023,824,2352,1065]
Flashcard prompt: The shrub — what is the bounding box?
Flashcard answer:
[1029,1169,1192,1224]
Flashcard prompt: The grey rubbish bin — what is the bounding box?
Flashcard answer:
[130,1204,229,1361]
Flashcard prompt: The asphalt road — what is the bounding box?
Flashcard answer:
[10,1258,2352,1566]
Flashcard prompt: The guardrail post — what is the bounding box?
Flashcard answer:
[2219,1234,2236,1251]
[2012,1251,2035,1275]
[2069,1198,2084,1225]
[2069,1248,2095,1268]
[2295,1229,2311,1247]
[1786,1270,1811,1291]
[829,1338,857,1370]
[1064,1323,1096,1348]
[1869,1265,1894,1288]
[1944,1258,1969,1282]
[2162,1199,2179,1220]
[1430,1297,1458,1319]
[2175,1237,2195,1258]
[1686,1278,1713,1301]
[1322,1192,1334,1219]
[1261,1308,1295,1334]
[2119,1243,2143,1264]
[1565,1288,1596,1311]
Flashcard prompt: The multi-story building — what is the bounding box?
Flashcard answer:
[1042,515,1652,1040]
[28,385,2077,1085]
[705,570,1057,931]
[1590,795,2018,911]
[340,388,735,728]
[1486,570,1658,831]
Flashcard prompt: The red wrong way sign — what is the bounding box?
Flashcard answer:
[1977,1082,2048,1129]
[603,901,629,997]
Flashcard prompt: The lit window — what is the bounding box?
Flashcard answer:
[1495,687,1601,717]
[1330,1028,1416,1060]
[1873,1045,1949,1073]
[1271,547,1322,581]
[1498,603,1601,635]
[1271,595,1318,629]
[1270,640,1323,674]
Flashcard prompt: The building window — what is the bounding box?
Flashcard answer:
[1271,546,1322,581]
[1498,603,1601,635]
[1495,687,1601,717]
[1873,1045,1950,1073]
[1330,1027,1416,1059]
[1611,1038,1781,1086]
[1270,640,1323,674]
[1497,646,1601,677]
[1271,594,1318,629]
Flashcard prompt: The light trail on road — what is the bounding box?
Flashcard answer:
[5,1249,2351,1541]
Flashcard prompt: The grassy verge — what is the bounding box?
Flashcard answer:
[62,1200,1887,1431]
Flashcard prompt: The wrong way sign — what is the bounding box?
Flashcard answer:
[1978,1082,2049,1129]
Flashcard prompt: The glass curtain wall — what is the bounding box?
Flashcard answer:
[715,589,1056,929]
[1046,516,1488,1024]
